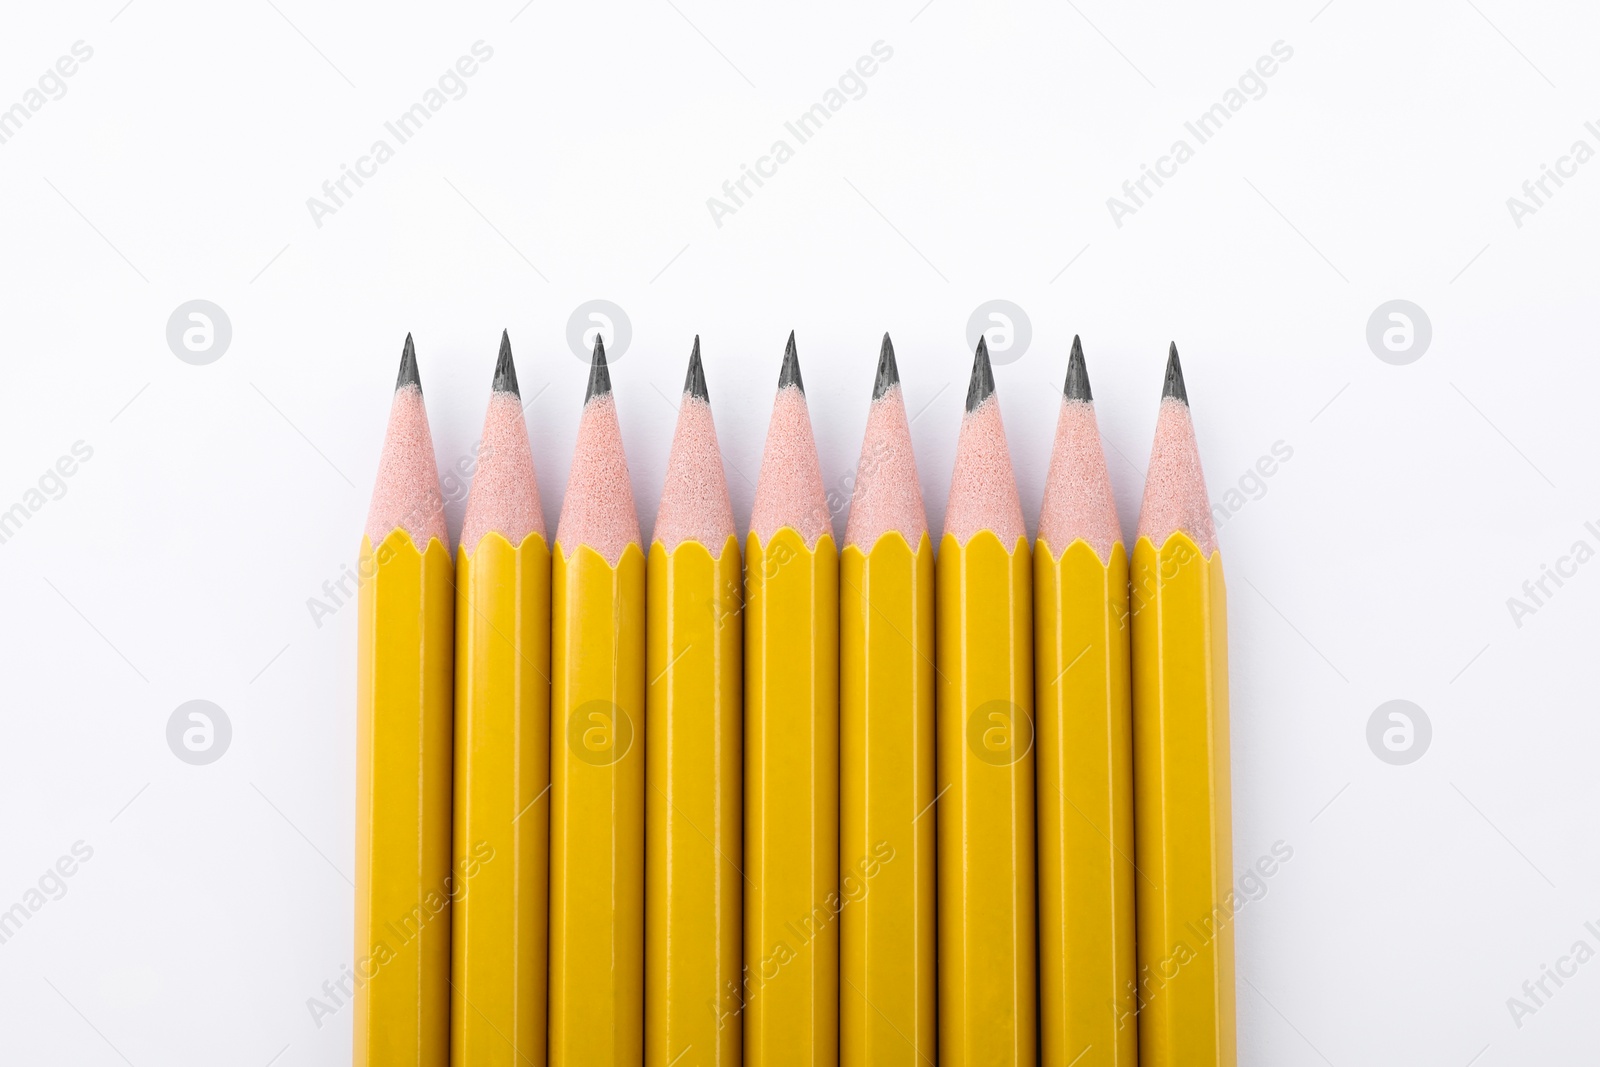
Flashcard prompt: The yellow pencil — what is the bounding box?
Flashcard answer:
[646,339,743,1066]
[356,335,453,1067]
[550,337,646,1065]
[745,333,839,1065]
[1034,338,1136,1067]
[452,332,551,1066]
[1132,345,1235,1066]
[840,335,935,1066]
[937,338,1035,1066]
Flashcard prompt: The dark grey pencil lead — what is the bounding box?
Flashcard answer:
[492,330,519,396]
[684,335,709,401]
[396,333,421,390]
[778,330,804,392]
[965,336,996,412]
[1064,335,1092,401]
[586,334,612,401]
[1162,341,1188,404]
[873,333,900,401]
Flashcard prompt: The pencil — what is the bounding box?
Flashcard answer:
[1034,337,1136,1067]
[839,334,936,1066]
[646,338,743,1066]
[936,337,1035,1066]
[744,332,839,1065]
[1131,345,1235,1067]
[550,337,646,1066]
[452,331,551,1067]
[356,335,453,1067]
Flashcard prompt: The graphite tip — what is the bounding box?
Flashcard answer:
[684,335,709,401]
[778,330,804,392]
[586,334,612,401]
[1065,335,1092,401]
[965,336,996,412]
[1162,341,1187,404]
[492,329,519,396]
[396,333,421,390]
[873,333,900,401]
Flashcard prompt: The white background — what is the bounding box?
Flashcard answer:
[1,0,1597,1063]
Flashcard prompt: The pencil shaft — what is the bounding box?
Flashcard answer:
[840,533,937,1066]
[1035,539,1137,1066]
[356,532,454,1067]
[451,533,552,1066]
[936,531,1036,1065]
[1131,534,1235,1067]
[744,529,839,1065]
[550,543,646,1065]
[646,537,744,1065]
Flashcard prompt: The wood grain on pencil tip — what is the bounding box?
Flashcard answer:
[749,331,829,547]
[366,334,448,550]
[944,338,1025,549]
[844,333,927,550]
[1038,336,1120,562]
[557,335,640,565]
[1137,343,1216,555]
[654,337,734,555]
[460,331,544,554]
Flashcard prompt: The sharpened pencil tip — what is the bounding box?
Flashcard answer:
[684,335,709,401]
[396,333,420,390]
[778,331,804,392]
[492,330,519,396]
[965,336,996,412]
[1065,335,1092,401]
[1162,342,1187,404]
[586,334,612,401]
[873,333,900,401]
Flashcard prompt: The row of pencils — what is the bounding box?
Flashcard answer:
[356,329,1233,1066]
